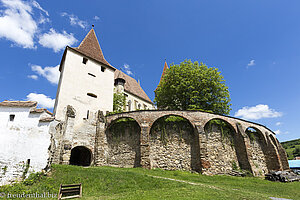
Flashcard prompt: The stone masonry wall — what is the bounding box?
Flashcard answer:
[105,121,141,168]
[149,121,197,171]
[203,124,239,175]
[48,109,289,178]
[247,138,268,176]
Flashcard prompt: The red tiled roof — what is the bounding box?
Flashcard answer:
[114,70,153,104]
[74,28,115,69]
[30,108,53,116]
[155,61,169,91]
[0,100,37,107]
[39,117,55,122]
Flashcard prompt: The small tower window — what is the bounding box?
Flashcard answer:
[87,110,89,119]
[83,58,88,64]
[87,93,97,98]
[101,66,106,72]
[9,114,15,121]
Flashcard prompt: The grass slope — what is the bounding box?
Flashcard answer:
[281,138,300,159]
[1,165,300,200]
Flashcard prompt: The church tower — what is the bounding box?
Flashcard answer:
[53,28,116,123]
[155,60,169,92]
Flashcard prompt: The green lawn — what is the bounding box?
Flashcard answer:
[1,165,299,200]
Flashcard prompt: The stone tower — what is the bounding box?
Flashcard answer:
[53,28,116,125]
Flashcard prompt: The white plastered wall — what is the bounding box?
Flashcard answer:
[0,107,51,185]
[123,91,155,111]
[54,49,115,126]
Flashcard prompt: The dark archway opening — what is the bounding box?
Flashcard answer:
[69,146,92,166]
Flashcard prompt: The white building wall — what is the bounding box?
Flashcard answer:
[0,107,51,185]
[54,49,115,126]
[123,91,155,111]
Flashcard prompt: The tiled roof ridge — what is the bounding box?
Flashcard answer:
[0,100,37,107]
[30,108,53,116]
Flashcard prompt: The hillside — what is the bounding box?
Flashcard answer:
[281,138,300,160]
[0,165,299,200]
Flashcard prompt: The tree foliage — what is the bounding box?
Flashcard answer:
[154,60,231,115]
[113,92,126,112]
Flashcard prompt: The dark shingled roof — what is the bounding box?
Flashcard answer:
[73,28,115,69]
[115,70,153,104]
[0,100,37,107]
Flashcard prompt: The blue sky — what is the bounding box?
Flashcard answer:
[0,0,299,142]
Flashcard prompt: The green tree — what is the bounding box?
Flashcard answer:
[154,60,231,115]
[293,146,300,157]
[113,92,126,112]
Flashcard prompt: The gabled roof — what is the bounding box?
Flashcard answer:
[72,28,115,69]
[0,100,37,107]
[155,61,169,91]
[114,70,153,104]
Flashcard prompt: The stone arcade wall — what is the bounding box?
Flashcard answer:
[48,109,289,177]
[203,124,239,175]
[105,121,141,168]
[149,120,200,171]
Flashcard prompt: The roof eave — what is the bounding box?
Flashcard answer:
[68,47,116,71]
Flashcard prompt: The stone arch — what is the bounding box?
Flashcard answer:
[149,114,201,172]
[269,134,289,170]
[245,127,268,176]
[265,133,282,171]
[203,118,252,174]
[69,146,92,166]
[105,117,141,167]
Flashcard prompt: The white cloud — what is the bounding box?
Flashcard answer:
[247,59,255,68]
[38,29,77,52]
[27,74,38,80]
[31,64,60,84]
[274,130,281,135]
[26,93,55,109]
[94,16,100,21]
[31,0,48,16]
[276,122,282,126]
[123,64,133,76]
[61,12,87,29]
[234,104,282,120]
[38,13,50,24]
[0,0,38,48]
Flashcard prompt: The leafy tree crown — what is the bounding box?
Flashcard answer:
[154,60,231,115]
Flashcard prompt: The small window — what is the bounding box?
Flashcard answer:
[128,100,131,111]
[88,73,96,77]
[9,114,15,121]
[83,58,88,64]
[87,93,97,98]
[101,66,106,72]
[87,110,89,119]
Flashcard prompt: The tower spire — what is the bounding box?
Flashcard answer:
[155,60,169,91]
[75,28,113,68]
